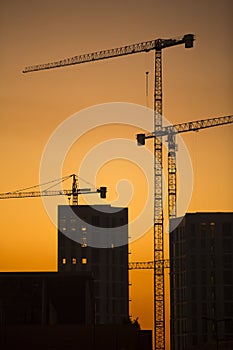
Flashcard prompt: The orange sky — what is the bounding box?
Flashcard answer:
[0,1,232,348]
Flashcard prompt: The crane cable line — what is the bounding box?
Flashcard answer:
[4,174,98,195]
[146,71,149,108]
[3,174,72,193]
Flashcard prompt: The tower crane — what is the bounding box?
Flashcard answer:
[137,114,232,347]
[0,174,107,205]
[137,114,233,219]
[23,33,195,350]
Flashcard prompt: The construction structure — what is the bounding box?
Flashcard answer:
[20,32,233,350]
[0,174,106,204]
[0,183,154,350]
[1,112,232,348]
[137,114,233,220]
[170,212,233,350]
[23,33,195,350]
[0,176,129,327]
[137,114,233,348]
[58,204,129,325]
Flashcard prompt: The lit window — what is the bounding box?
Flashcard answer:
[72,258,77,264]
[81,226,87,247]
[82,257,87,264]
[81,237,87,248]
[60,219,67,231]
[62,258,67,264]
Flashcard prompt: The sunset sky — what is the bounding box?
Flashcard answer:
[0,0,232,347]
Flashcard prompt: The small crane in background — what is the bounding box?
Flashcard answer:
[0,174,107,205]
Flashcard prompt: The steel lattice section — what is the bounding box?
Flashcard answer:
[154,49,165,350]
[128,260,170,270]
[23,35,195,73]
[168,133,177,219]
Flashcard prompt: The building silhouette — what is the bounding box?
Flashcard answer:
[58,204,129,325]
[170,212,233,350]
[0,204,151,350]
[0,272,94,326]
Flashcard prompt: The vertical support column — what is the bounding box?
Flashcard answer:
[154,48,165,350]
[72,174,78,205]
[167,132,177,350]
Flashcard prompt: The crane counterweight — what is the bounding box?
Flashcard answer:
[184,34,195,48]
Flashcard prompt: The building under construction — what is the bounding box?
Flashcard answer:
[170,212,233,350]
[58,204,129,325]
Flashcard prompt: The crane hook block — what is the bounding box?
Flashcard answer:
[137,133,146,146]
[99,187,107,198]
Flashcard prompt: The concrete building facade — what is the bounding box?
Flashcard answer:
[170,212,233,350]
[58,204,129,325]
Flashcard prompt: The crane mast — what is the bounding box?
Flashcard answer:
[154,47,165,349]
[153,35,194,350]
[23,34,194,350]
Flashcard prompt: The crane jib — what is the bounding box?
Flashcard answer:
[22,34,195,73]
[0,187,107,200]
